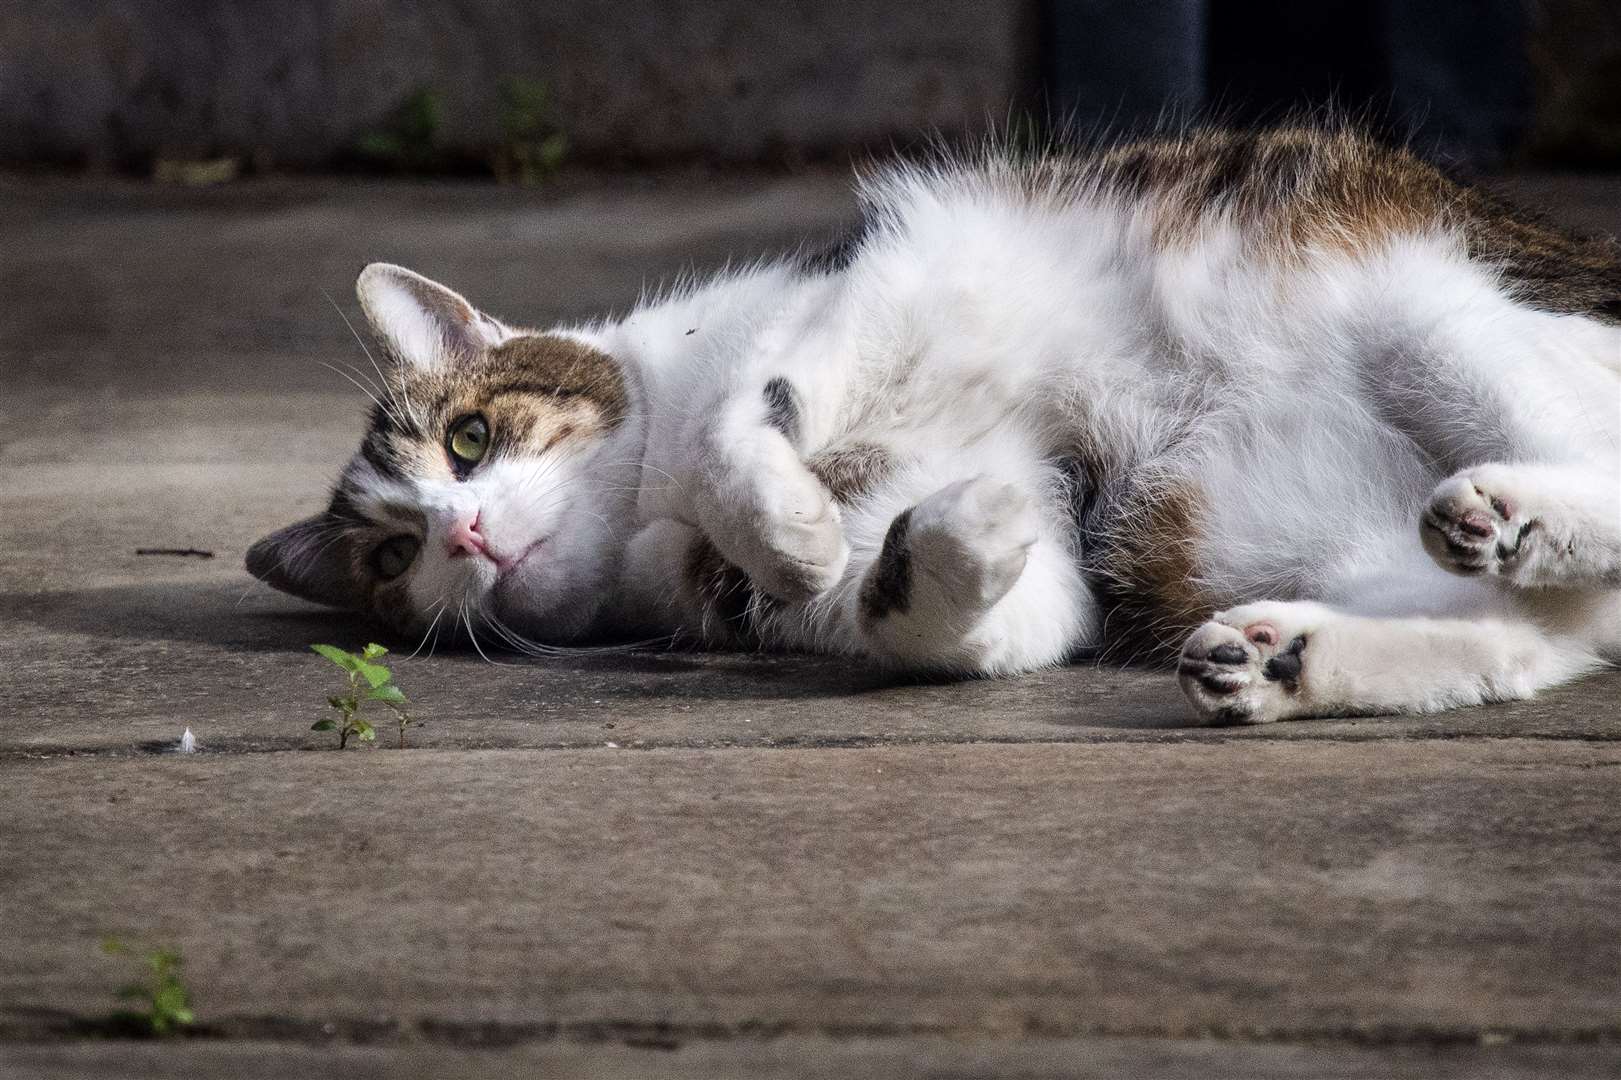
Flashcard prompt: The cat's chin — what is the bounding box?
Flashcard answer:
[486,567,604,645]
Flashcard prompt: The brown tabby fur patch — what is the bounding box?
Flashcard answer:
[360,334,627,480]
[806,442,894,504]
[1038,127,1621,325]
[1079,471,1231,665]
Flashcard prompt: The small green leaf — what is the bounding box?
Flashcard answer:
[356,661,392,688]
[362,643,389,660]
[366,683,407,704]
[101,938,127,956]
[152,983,188,1009]
[310,644,361,672]
[311,718,337,732]
[355,720,376,742]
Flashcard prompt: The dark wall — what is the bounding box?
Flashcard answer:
[1043,0,1620,170]
[1,1,1617,173]
[0,2,1029,170]
[1045,0,1534,168]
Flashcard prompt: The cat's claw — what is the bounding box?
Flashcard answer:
[1179,603,1311,724]
[1421,467,1535,579]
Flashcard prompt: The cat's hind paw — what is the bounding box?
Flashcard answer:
[1178,602,1315,724]
[908,475,1039,610]
[1421,467,1535,580]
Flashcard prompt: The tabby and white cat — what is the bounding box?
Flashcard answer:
[249,128,1621,723]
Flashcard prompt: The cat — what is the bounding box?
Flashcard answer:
[248,126,1621,724]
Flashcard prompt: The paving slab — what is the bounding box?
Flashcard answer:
[4,742,1620,1034]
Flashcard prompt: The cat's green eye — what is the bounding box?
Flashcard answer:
[371,534,420,580]
[447,414,491,469]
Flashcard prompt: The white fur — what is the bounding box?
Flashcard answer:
[361,158,1621,719]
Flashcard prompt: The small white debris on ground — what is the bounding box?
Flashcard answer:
[177,728,199,753]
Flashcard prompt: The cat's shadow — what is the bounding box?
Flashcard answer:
[0,577,1195,726]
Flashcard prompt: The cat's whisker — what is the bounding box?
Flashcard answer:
[427,606,446,659]
[322,286,420,427]
[459,600,514,667]
[481,608,674,659]
[406,600,448,660]
[317,361,408,431]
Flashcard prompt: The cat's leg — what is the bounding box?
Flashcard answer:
[849,475,1092,675]
[1178,597,1605,724]
[1368,270,1621,590]
[1422,462,1621,589]
[618,516,788,646]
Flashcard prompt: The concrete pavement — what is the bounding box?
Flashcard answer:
[2,171,1619,1076]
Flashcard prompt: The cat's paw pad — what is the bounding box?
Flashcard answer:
[1178,605,1309,724]
[1421,468,1535,578]
[911,476,1039,608]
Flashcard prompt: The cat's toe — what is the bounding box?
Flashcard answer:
[1179,623,1262,723]
[1421,470,1532,578]
[1178,611,1307,725]
[755,486,850,601]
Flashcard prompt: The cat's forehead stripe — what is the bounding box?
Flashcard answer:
[335,455,421,521]
[359,334,627,442]
[482,336,628,427]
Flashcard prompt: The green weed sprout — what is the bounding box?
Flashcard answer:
[493,75,568,185]
[310,643,413,748]
[101,939,194,1036]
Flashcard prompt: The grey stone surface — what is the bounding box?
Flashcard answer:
[1,171,1619,1076]
[0,2,1029,169]
[3,743,1620,1076]
[5,739,1621,1031]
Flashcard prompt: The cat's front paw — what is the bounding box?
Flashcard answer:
[1178,602,1315,724]
[751,467,850,602]
[1421,466,1536,579]
[697,435,849,604]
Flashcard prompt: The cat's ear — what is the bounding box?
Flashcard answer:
[245,513,366,610]
[355,263,509,370]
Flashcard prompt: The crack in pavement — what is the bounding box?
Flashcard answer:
[4,727,1621,763]
[3,1010,1621,1051]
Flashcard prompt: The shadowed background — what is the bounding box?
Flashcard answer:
[2,0,1618,174]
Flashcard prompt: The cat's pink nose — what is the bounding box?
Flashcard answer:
[446,513,488,560]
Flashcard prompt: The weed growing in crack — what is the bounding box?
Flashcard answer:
[100,939,194,1036]
[310,643,415,748]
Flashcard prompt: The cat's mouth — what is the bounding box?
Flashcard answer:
[494,535,549,583]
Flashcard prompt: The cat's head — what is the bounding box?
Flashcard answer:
[247,264,643,643]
